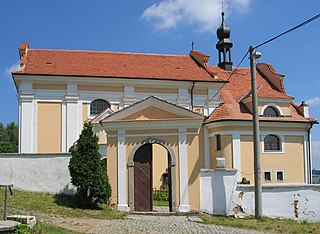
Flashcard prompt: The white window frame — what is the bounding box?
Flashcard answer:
[263,170,273,182]
[261,103,283,116]
[275,170,285,182]
[261,134,285,154]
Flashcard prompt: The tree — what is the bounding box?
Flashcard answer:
[68,122,111,207]
[0,122,18,153]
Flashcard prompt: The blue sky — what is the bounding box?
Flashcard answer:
[1,0,320,168]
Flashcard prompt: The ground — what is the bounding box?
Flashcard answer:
[38,213,265,234]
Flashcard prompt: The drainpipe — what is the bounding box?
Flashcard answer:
[190,81,195,109]
[307,123,315,184]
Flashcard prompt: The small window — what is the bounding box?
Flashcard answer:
[276,171,284,181]
[264,134,281,151]
[263,106,280,117]
[264,171,272,182]
[90,99,110,115]
[216,134,221,151]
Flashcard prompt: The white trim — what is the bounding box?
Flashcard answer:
[209,130,307,138]
[117,130,128,210]
[103,119,203,131]
[206,121,311,129]
[232,132,241,181]
[178,128,190,212]
[261,103,284,116]
[33,99,37,152]
[204,126,210,169]
[61,100,67,152]
[304,135,309,184]
[107,131,199,138]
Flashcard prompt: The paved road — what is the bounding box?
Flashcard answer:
[92,215,266,234]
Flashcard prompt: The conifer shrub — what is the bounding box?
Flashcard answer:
[68,122,111,208]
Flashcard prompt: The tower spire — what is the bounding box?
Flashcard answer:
[216,11,233,71]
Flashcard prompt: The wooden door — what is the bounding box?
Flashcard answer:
[134,144,152,211]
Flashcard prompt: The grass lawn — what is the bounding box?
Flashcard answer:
[201,215,320,234]
[16,223,81,234]
[0,189,126,220]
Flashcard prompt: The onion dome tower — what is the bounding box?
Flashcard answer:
[216,12,233,71]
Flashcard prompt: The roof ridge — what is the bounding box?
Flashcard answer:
[28,48,190,57]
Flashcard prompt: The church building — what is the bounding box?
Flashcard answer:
[12,14,316,212]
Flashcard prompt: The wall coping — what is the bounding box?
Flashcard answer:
[0,153,71,158]
[200,168,237,173]
[237,183,320,189]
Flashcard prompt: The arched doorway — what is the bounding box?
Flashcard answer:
[128,138,177,212]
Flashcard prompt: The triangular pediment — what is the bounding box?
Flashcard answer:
[101,96,204,123]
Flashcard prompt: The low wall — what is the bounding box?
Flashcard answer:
[200,169,320,221]
[0,153,76,195]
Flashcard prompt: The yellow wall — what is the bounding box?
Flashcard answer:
[135,87,178,94]
[209,135,233,169]
[82,103,88,124]
[33,84,66,90]
[240,135,305,184]
[37,102,61,153]
[106,135,118,205]
[78,85,123,92]
[187,129,204,211]
[124,106,182,120]
[152,144,168,189]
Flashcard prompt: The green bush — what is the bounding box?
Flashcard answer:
[68,122,111,208]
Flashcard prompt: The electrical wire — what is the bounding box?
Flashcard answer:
[254,13,320,50]
[203,49,249,108]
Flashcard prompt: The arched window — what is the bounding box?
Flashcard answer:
[263,106,280,117]
[264,134,281,151]
[90,99,110,115]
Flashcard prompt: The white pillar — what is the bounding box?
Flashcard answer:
[19,94,35,153]
[177,88,190,109]
[204,126,210,169]
[178,128,190,212]
[117,129,129,211]
[232,132,241,181]
[65,83,79,151]
[122,85,136,108]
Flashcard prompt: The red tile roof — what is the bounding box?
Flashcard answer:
[206,66,317,124]
[14,43,225,82]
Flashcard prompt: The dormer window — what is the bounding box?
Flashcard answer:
[90,99,110,115]
[263,106,280,117]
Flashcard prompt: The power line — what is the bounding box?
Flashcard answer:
[203,49,249,107]
[204,12,320,109]
[254,13,320,49]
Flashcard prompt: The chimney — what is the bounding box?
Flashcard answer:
[19,42,29,71]
[298,101,309,118]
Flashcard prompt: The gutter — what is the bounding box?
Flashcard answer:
[190,81,195,109]
[307,122,315,184]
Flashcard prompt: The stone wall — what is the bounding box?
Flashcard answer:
[200,169,320,221]
[0,153,75,195]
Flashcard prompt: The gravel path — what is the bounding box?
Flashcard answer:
[40,214,267,234]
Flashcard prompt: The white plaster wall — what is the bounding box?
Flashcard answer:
[200,169,237,215]
[200,169,320,221]
[0,153,75,195]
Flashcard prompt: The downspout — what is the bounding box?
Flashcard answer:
[307,123,314,184]
[190,81,195,109]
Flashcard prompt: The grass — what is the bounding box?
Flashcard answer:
[0,189,126,220]
[153,200,169,206]
[201,214,320,234]
[16,222,81,234]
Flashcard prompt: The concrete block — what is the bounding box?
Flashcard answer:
[7,215,36,229]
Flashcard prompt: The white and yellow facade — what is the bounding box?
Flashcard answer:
[12,42,316,212]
